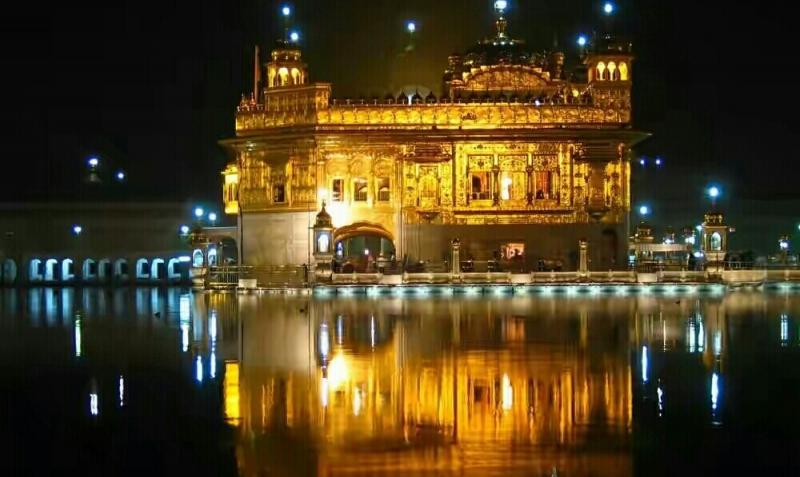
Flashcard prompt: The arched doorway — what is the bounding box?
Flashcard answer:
[333,222,396,273]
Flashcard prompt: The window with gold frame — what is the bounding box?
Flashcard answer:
[468,156,493,202]
[376,177,390,202]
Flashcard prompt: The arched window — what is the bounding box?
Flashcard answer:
[619,62,629,81]
[376,178,390,202]
[291,68,301,85]
[278,67,289,86]
[192,249,204,268]
[710,232,722,251]
[596,62,606,81]
[353,179,368,202]
[608,62,618,81]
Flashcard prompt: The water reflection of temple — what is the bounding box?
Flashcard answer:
[220,296,636,476]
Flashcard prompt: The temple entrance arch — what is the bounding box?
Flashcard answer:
[333,222,396,273]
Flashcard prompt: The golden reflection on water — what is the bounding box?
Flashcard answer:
[4,288,800,475]
[196,291,800,476]
[208,295,637,476]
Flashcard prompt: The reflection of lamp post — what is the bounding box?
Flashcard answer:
[779,235,790,264]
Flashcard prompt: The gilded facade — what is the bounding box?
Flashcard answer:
[221,5,647,269]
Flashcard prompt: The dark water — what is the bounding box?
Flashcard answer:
[1,288,799,476]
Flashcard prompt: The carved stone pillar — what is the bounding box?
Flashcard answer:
[526,165,534,206]
[492,164,500,206]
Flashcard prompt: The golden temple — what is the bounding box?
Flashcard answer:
[220,2,648,271]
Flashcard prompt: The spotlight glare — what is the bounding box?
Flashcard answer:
[289,30,300,42]
[194,207,204,218]
[407,21,416,33]
[603,2,615,15]
[281,5,291,16]
[577,35,588,47]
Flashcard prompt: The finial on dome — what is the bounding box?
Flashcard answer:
[493,1,509,39]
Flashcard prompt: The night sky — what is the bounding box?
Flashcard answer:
[2,1,798,237]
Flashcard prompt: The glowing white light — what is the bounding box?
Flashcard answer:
[494,0,508,13]
[328,353,349,390]
[370,315,376,348]
[74,318,82,357]
[72,225,83,235]
[320,376,329,407]
[501,176,512,200]
[364,248,370,256]
[603,2,615,15]
[319,323,330,359]
[281,5,291,16]
[209,310,217,342]
[534,99,542,106]
[119,376,125,407]
[781,314,789,345]
[713,330,722,356]
[178,255,191,263]
[194,207,204,218]
[210,350,216,379]
[639,158,646,166]
[577,35,587,47]
[353,387,362,416]
[208,212,217,223]
[180,225,190,236]
[289,30,300,42]
[196,356,203,383]
[697,318,705,352]
[780,239,790,251]
[641,345,649,383]
[90,392,99,416]
[88,157,99,168]
[708,186,720,199]
[711,372,720,410]
[336,315,344,343]
[180,295,190,352]
[639,205,650,216]
[657,385,664,415]
[406,21,416,33]
[655,158,662,166]
[688,320,697,353]
[501,374,513,411]
[116,170,125,181]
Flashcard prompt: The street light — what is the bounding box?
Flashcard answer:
[87,157,100,169]
[603,2,615,15]
[577,35,588,47]
[72,225,83,236]
[180,225,190,236]
[708,186,720,199]
[116,170,125,181]
[494,0,508,14]
[194,207,204,219]
[639,205,650,217]
[406,21,416,34]
[281,4,291,16]
[289,30,300,43]
[208,212,218,225]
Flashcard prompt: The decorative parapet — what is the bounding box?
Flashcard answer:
[237,103,630,133]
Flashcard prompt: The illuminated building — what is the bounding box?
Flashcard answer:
[221,3,647,270]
